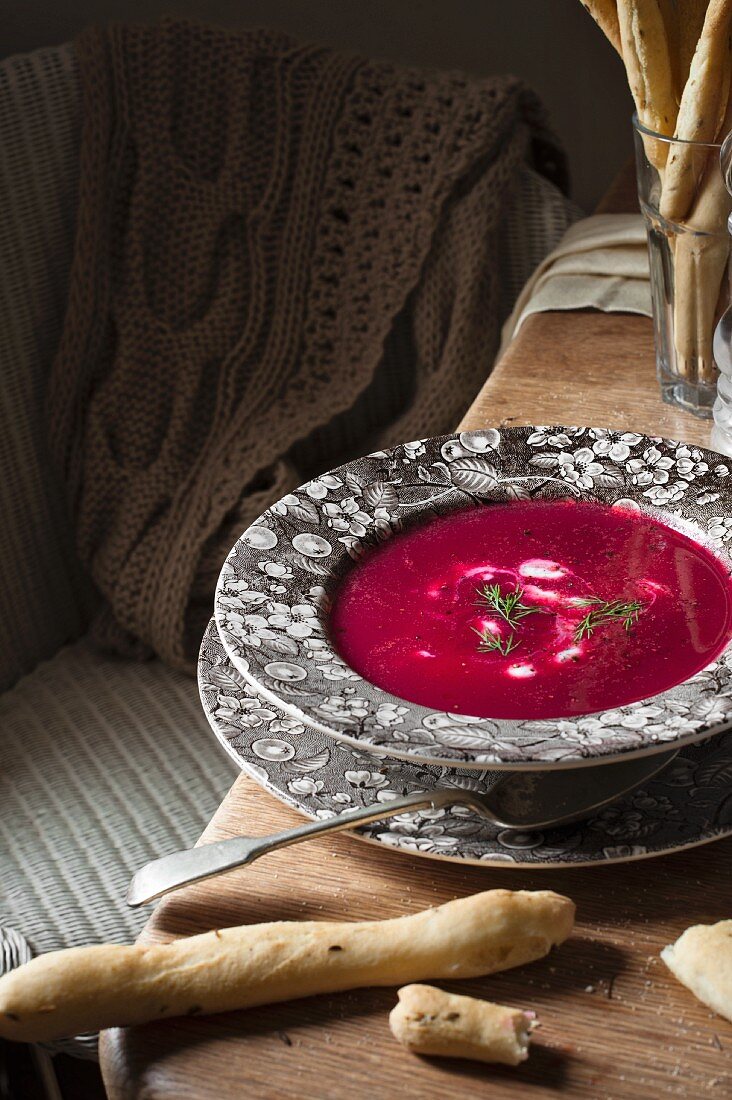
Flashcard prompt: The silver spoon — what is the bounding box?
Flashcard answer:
[127,749,678,907]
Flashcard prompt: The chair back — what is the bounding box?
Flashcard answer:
[0,45,93,691]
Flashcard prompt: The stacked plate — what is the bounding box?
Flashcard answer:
[199,427,732,868]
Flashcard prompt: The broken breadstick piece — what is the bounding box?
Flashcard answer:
[0,889,574,1043]
[661,919,732,1021]
[389,984,536,1066]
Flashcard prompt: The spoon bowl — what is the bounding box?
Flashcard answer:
[485,748,678,830]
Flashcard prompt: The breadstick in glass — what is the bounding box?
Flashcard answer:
[678,0,712,83]
[618,0,679,166]
[661,0,732,221]
[580,0,623,54]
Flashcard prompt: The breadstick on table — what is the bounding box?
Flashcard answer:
[0,889,575,1043]
[661,0,732,221]
[618,0,679,167]
[661,919,732,1020]
[389,984,536,1066]
[580,0,623,54]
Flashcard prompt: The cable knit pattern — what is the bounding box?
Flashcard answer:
[48,20,567,672]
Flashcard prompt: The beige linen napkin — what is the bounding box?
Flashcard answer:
[500,214,651,355]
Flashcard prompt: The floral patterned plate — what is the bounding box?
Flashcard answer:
[199,619,732,868]
[215,427,732,770]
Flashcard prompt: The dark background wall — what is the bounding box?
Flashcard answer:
[4,0,633,210]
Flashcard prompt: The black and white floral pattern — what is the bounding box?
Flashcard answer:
[214,427,732,769]
[199,619,732,868]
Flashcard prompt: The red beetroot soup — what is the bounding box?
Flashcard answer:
[329,500,732,719]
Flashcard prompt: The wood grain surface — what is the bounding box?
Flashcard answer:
[100,175,732,1099]
[101,782,732,1100]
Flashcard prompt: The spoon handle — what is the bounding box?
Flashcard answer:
[126,788,480,907]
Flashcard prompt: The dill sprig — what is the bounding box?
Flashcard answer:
[472,625,521,656]
[474,583,545,630]
[573,597,644,642]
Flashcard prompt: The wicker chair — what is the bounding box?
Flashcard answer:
[0,40,581,1078]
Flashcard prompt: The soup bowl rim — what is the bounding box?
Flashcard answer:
[214,425,732,770]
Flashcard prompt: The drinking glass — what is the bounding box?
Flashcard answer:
[634,116,731,418]
[711,131,732,456]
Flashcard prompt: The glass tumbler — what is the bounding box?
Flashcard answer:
[712,132,732,457]
[634,116,731,418]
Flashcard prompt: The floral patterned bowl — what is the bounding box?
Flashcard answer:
[215,426,732,770]
[199,618,732,868]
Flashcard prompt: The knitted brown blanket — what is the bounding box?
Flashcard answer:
[48,20,566,672]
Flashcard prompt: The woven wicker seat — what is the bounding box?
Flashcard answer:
[0,41,580,1064]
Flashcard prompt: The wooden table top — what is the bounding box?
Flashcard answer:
[100,203,732,1100]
